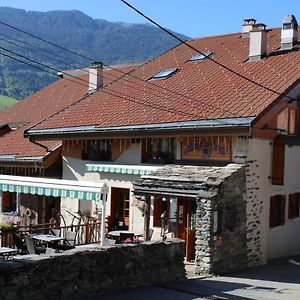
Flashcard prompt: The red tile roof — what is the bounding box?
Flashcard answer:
[0,63,139,161]
[29,27,300,133]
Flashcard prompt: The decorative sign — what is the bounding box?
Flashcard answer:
[181,136,231,161]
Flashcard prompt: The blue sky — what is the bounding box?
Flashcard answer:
[1,0,300,38]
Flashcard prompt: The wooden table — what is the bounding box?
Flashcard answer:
[0,247,19,260]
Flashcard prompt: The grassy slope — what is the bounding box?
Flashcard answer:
[0,95,17,110]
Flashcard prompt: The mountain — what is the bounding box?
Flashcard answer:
[0,7,189,99]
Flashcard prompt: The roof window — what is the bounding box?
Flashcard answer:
[188,51,213,62]
[149,68,178,81]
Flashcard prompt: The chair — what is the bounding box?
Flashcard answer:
[12,232,27,254]
[55,231,76,251]
[119,232,134,244]
[65,231,77,246]
[50,228,61,237]
[25,237,45,255]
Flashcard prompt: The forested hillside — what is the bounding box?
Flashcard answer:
[0,7,188,99]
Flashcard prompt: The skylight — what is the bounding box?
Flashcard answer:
[188,51,213,62]
[149,68,178,80]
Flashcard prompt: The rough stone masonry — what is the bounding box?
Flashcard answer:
[0,239,185,300]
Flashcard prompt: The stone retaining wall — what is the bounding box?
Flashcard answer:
[0,239,185,300]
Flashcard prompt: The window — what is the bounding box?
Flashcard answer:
[277,107,297,135]
[153,198,169,227]
[2,192,16,213]
[83,140,112,161]
[288,193,300,219]
[149,68,178,81]
[141,138,175,164]
[269,195,286,228]
[271,139,285,185]
[187,51,212,62]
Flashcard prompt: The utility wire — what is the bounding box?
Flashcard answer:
[0,47,198,119]
[0,19,249,118]
[120,0,297,103]
[0,46,196,117]
[0,20,93,62]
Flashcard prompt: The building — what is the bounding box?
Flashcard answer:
[0,63,140,226]
[13,15,300,274]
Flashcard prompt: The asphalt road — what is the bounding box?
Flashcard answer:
[80,255,300,300]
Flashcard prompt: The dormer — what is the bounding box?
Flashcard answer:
[281,15,298,50]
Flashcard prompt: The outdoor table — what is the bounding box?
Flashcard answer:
[0,247,19,260]
[32,234,65,250]
[32,234,64,243]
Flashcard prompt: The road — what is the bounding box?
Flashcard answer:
[80,255,300,300]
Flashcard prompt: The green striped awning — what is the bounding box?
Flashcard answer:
[86,163,162,176]
[0,175,108,201]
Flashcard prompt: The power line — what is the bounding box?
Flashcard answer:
[120,0,297,104]
[0,18,245,117]
[0,20,93,62]
[0,47,198,120]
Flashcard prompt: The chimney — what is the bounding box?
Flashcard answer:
[249,23,268,62]
[242,18,257,37]
[281,15,298,50]
[89,61,103,93]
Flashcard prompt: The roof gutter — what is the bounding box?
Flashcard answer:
[25,117,255,139]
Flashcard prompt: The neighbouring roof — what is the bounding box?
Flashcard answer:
[133,163,244,198]
[27,26,300,136]
[0,63,140,164]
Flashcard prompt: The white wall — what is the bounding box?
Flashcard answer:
[246,138,300,263]
[61,143,145,232]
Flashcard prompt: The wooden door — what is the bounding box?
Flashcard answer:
[177,199,187,240]
[176,199,196,261]
[110,188,130,230]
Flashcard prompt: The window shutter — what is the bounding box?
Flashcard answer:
[288,193,300,219]
[270,195,286,227]
[271,139,285,185]
[269,195,276,227]
[2,192,12,212]
[279,195,286,225]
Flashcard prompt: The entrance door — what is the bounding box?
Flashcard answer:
[177,199,196,261]
[110,188,130,231]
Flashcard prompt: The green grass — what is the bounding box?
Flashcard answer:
[0,95,17,110]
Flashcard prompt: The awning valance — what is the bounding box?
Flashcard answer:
[0,175,108,201]
[86,163,162,176]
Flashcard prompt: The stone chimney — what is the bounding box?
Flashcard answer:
[281,15,298,50]
[242,19,257,37]
[89,61,103,93]
[249,23,268,62]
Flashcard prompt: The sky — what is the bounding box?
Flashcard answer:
[0,0,300,38]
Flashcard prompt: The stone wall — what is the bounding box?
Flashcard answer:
[195,165,247,275]
[0,239,185,300]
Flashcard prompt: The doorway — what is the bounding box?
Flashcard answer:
[110,188,130,231]
[176,199,196,261]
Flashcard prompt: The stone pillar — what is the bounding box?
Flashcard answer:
[195,197,212,274]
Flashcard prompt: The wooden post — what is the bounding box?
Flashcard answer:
[144,197,150,241]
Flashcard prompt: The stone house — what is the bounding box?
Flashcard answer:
[17,15,300,274]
